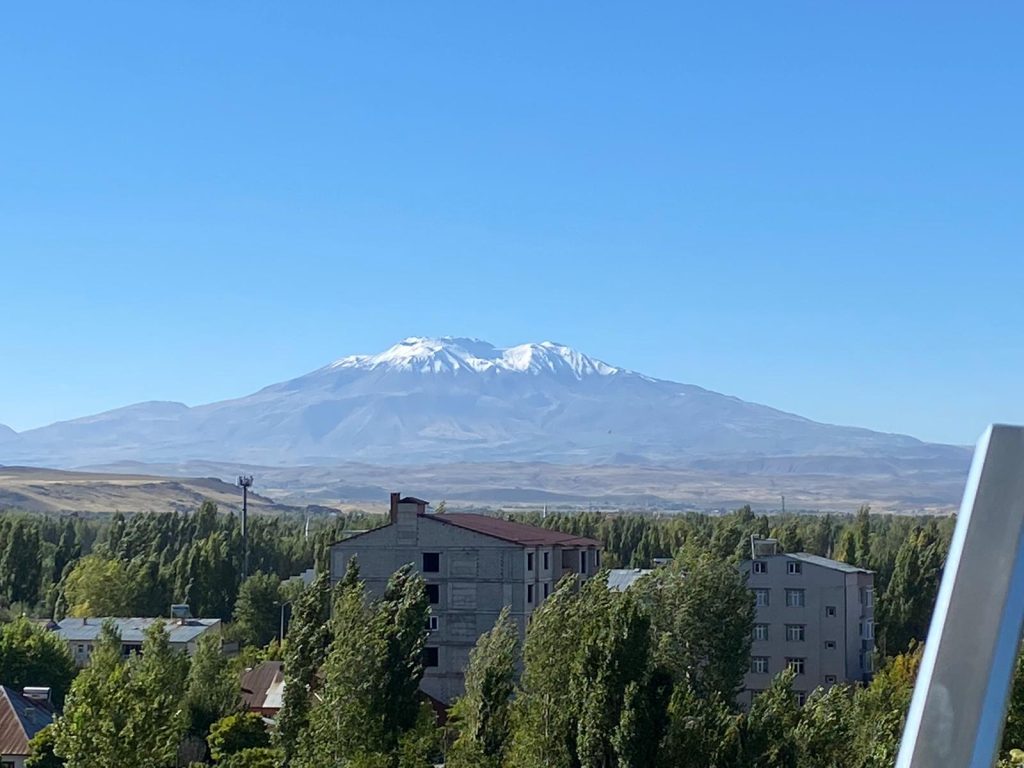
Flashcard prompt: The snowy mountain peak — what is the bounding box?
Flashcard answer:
[327,336,622,378]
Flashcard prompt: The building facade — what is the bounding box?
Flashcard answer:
[54,617,222,667]
[329,494,602,704]
[739,538,875,707]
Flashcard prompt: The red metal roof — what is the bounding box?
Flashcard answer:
[0,686,53,757]
[241,661,283,712]
[430,513,602,548]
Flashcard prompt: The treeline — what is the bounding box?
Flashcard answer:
[0,503,377,640]
[514,505,955,656]
[22,548,1024,768]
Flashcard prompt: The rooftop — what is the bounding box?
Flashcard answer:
[0,686,53,757]
[607,568,654,591]
[785,552,873,574]
[431,513,603,548]
[55,617,221,644]
[241,661,284,712]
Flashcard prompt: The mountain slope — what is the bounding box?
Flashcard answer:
[1,337,969,471]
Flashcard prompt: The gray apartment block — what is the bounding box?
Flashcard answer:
[738,538,875,707]
[329,494,602,704]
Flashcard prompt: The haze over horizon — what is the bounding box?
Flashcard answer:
[2,3,1022,444]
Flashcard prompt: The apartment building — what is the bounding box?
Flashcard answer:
[329,493,602,704]
[739,537,875,707]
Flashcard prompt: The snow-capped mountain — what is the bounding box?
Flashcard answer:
[1,337,968,472]
[328,337,622,378]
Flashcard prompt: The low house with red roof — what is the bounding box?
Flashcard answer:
[330,493,602,704]
[0,686,54,768]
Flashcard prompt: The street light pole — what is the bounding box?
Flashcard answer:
[237,475,254,581]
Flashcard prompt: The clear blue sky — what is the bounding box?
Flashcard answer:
[1,2,1021,445]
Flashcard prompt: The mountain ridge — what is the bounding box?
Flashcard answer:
[0,337,970,474]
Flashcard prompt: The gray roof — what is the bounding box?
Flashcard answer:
[785,552,872,574]
[55,617,221,644]
[607,568,654,592]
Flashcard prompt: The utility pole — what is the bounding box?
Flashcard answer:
[238,475,254,581]
[781,494,786,514]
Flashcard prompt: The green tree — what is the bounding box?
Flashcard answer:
[507,577,581,768]
[121,620,189,766]
[737,670,801,768]
[0,617,77,706]
[208,712,271,762]
[26,725,64,768]
[184,632,239,739]
[221,748,282,768]
[657,685,738,768]
[447,607,519,768]
[877,526,943,655]
[294,564,432,767]
[233,571,283,648]
[276,570,333,765]
[62,555,137,617]
[637,546,755,699]
[53,620,187,768]
[0,521,44,605]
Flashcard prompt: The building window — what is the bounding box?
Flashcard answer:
[795,691,807,706]
[543,583,550,599]
[595,550,601,568]
[785,589,805,608]
[861,620,874,640]
[860,652,874,673]
[751,656,770,674]
[580,551,588,575]
[786,658,806,675]
[543,551,550,570]
[826,605,837,617]
[423,647,439,668]
[527,584,534,604]
[755,589,770,607]
[785,624,806,642]
[425,584,440,605]
[422,552,440,573]
[861,587,874,608]
[787,561,802,575]
[426,616,439,631]
[77,644,85,654]
[825,640,837,650]
[527,552,535,572]
[752,561,767,574]
[825,675,837,685]
[753,623,769,642]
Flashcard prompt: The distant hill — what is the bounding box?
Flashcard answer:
[0,465,310,516]
[0,337,971,479]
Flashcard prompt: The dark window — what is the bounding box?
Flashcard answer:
[788,561,802,575]
[543,551,550,570]
[580,551,588,575]
[753,561,767,574]
[543,583,550,598]
[825,640,837,650]
[795,691,807,706]
[422,552,440,573]
[426,584,440,604]
[786,657,806,675]
[826,605,837,617]
[423,647,439,667]
[595,550,600,567]
[527,552,534,572]
[425,616,438,631]
[527,584,534,604]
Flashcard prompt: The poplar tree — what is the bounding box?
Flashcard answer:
[447,607,519,768]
